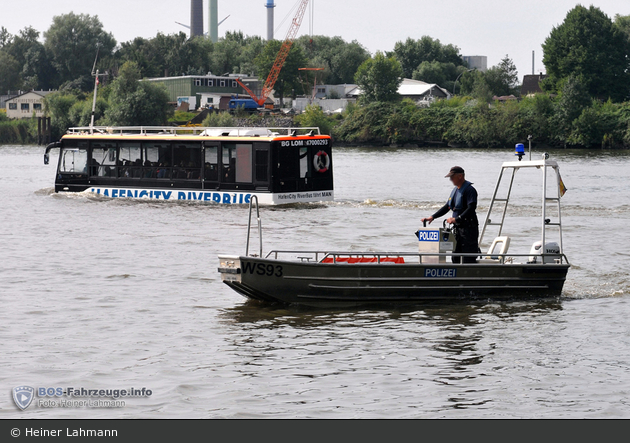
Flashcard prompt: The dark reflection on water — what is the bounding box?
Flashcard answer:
[219,299,564,328]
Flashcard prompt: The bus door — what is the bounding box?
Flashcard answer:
[219,142,255,191]
[56,140,89,191]
[253,143,270,191]
[203,142,220,190]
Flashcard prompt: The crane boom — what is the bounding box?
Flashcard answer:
[237,0,310,107]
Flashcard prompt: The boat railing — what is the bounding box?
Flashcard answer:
[264,250,571,265]
[65,126,322,137]
[246,196,263,258]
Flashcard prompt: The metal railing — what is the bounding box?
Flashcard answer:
[246,196,263,258]
[65,126,322,137]
[263,250,571,265]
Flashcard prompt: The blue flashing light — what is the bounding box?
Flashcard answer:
[515,143,525,161]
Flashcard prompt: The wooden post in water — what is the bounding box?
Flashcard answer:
[38,117,51,145]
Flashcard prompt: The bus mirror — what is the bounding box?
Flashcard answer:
[44,153,49,165]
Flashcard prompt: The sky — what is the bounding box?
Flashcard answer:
[1,0,629,82]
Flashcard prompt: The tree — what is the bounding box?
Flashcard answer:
[390,36,464,79]
[104,61,171,126]
[542,5,630,101]
[412,61,466,92]
[255,40,307,106]
[0,26,11,48]
[0,52,22,92]
[21,43,56,90]
[294,35,370,84]
[614,14,630,41]
[42,92,79,139]
[44,13,116,89]
[4,27,41,69]
[554,74,592,138]
[295,104,335,135]
[484,55,519,97]
[354,51,403,103]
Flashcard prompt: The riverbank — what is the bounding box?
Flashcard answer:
[4,95,630,149]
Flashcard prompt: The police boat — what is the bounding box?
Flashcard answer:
[218,151,571,307]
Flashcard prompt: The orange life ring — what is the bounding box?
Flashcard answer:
[313,150,330,173]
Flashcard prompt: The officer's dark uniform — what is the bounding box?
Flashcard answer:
[431,171,480,264]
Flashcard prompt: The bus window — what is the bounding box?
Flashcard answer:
[255,147,269,183]
[299,147,309,179]
[222,143,252,184]
[59,147,88,175]
[141,143,165,179]
[173,143,202,180]
[119,142,142,178]
[141,143,172,180]
[204,145,219,182]
[91,142,117,177]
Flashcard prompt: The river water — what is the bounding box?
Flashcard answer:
[1,145,629,418]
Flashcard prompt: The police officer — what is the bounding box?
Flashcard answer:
[421,166,479,264]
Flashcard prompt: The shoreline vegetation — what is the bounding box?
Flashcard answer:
[1,6,629,149]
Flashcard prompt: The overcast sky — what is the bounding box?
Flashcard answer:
[2,0,628,81]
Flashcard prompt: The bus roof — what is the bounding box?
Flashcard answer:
[62,126,330,142]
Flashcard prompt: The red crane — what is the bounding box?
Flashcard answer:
[237,0,310,108]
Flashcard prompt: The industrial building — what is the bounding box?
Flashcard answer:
[462,55,488,72]
[143,74,260,111]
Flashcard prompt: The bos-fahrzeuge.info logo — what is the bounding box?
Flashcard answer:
[11,386,152,410]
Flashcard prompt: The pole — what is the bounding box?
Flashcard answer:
[453,68,474,96]
[90,70,99,134]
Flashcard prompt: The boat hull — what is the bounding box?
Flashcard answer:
[218,256,570,307]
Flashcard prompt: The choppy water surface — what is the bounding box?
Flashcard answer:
[1,145,629,418]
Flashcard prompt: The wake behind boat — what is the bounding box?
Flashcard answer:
[218,151,571,307]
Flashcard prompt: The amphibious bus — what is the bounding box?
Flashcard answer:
[44,126,334,205]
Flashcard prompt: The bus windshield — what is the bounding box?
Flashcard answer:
[59,148,88,174]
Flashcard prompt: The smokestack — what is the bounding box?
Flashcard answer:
[532,50,535,75]
[266,0,275,41]
[191,0,204,38]
[208,0,218,43]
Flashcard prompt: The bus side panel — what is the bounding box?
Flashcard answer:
[270,138,333,194]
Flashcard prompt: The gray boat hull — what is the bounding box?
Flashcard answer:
[218,255,570,307]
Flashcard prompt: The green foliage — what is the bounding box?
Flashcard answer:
[334,92,630,149]
[294,105,336,135]
[43,92,80,139]
[44,12,116,90]
[294,36,370,85]
[0,51,22,92]
[0,118,38,145]
[103,61,172,126]
[553,74,592,139]
[413,61,464,93]
[202,111,235,127]
[567,100,624,147]
[542,5,630,101]
[389,36,464,79]
[615,14,630,41]
[354,52,403,103]
[170,111,198,123]
[457,55,519,100]
[486,56,519,96]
